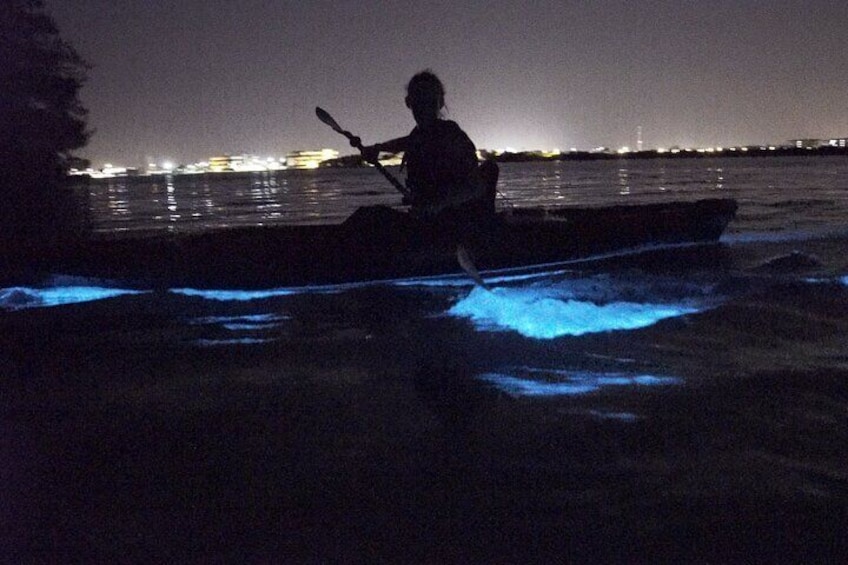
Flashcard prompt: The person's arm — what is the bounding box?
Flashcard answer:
[360,136,410,163]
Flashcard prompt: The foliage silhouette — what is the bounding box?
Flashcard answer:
[1,0,90,240]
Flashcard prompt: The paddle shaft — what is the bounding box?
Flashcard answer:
[315,107,410,198]
[314,106,489,289]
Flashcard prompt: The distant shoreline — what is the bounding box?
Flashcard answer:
[323,145,848,169]
[484,145,848,163]
[69,145,848,181]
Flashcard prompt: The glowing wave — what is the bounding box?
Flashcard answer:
[168,281,367,301]
[171,288,297,301]
[391,242,708,290]
[449,286,700,339]
[188,313,288,330]
[479,368,680,397]
[194,338,274,347]
[804,275,848,286]
[723,227,848,245]
[582,410,639,422]
[0,286,147,311]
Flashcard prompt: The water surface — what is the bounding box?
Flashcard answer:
[3,156,847,561]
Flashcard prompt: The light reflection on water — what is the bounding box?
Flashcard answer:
[74,157,848,238]
[74,156,848,238]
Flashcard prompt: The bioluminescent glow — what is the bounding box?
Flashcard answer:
[391,243,710,290]
[723,227,848,245]
[803,275,848,286]
[193,337,275,347]
[171,288,298,301]
[221,323,282,331]
[564,409,640,422]
[188,313,288,330]
[585,410,639,422]
[169,280,374,301]
[0,286,148,311]
[479,368,680,397]
[391,267,574,289]
[449,286,700,339]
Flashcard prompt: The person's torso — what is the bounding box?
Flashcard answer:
[404,120,477,203]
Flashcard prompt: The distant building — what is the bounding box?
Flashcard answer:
[790,138,848,149]
[792,139,818,149]
[70,164,141,178]
[208,155,285,172]
[208,155,246,172]
[827,137,847,148]
[285,149,339,169]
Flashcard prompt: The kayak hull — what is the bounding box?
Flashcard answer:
[14,198,738,288]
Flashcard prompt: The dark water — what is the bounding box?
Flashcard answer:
[83,156,848,237]
[2,157,847,561]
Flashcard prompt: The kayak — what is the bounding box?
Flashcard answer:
[15,198,737,288]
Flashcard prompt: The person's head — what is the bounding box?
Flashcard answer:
[405,70,445,127]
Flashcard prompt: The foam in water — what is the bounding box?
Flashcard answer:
[186,313,287,346]
[803,274,848,286]
[188,313,289,330]
[0,286,147,310]
[584,410,640,422]
[193,337,275,347]
[168,280,370,301]
[171,288,298,301]
[449,286,700,339]
[479,368,680,397]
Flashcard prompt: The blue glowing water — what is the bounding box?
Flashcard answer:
[449,285,703,339]
[171,287,297,301]
[4,159,847,407]
[188,313,289,326]
[8,159,847,560]
[188,313,289,332]
[194,337,275,347]
[581,410,640,422]
[0,286,147,310]
[479,368,681,397]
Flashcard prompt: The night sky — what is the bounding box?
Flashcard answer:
[48,1,848,168]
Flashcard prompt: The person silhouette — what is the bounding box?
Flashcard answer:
[361,70,498,221]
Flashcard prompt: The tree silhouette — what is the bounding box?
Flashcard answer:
[0,0,90,241]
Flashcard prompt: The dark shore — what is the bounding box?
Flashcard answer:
[2,237,847,562]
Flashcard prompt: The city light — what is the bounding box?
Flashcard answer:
[73,135,848,179]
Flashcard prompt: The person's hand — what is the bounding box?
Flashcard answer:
[360,145,380,164]
[411,199,448,220]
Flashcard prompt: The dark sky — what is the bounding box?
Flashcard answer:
[49,0,848,168]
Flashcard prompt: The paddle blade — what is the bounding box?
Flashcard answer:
[315,107,342,132]
[457,245,490,290]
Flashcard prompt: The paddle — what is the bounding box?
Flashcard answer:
[315,107,410,198]
[315,106,489,290]
[457,244,490,290]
